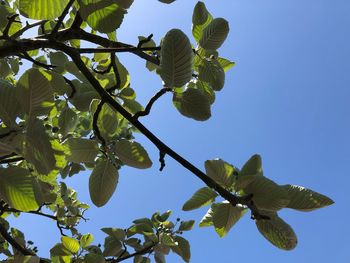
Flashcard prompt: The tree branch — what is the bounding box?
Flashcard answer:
[92,100,106,146]
[78,46,160,54]
[51,0,76,36]
[12,20,48,39]
[0,223,35,256]
[133,87,172,119]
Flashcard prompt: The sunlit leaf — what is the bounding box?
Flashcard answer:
[61,236,80,254]
[64,138,99,163]
[192,1,212,42]
[158,29,193,88]
[256,215,297,250]
[114,139,152,169]
[19,0,69,20]
[16,68,54,117]
[0,167,39,211]
[182,187,217,211]
[0,80,20,128]
[79,0,126,33]
[173,88,211,121]
[89,159,119,207]
[212,201,246,237]
[24,119,56,174]
[282,184,334,211]
[205,159,235,189]
[199,18,229,50]
[171,236,190,263]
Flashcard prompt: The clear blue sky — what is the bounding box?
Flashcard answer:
[8,0,350,262]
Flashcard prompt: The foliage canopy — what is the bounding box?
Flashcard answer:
[0,0,333,262]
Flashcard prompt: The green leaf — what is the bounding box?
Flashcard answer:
[192,1,212,42]
[79,0,127,33]
[80,233,94,248]
[282,184,334,211]
[61,236,80,254]
[103,236,122,257]
[158,0,176,3]
[199,18,229,50]
[116,0,134,9]
[101,228,125,240]
[64,138,99,163]
[50,243,72,256]
[199,206,215,227]
[198,59,225,91]
[19,0,70,20]
[85,253,106,263]
[178,220,195,231]
[154,251,165,263]
[256,215,297,250]
[212,202,246,237]
[243,176,290,211]
[16,68,54,117]
[89,159,119,207]
[240,154,263,176]
[158,29,193,88]
[0,6,22,37]
[24,119,56,174]
[90,99,118,140]
[182,187,217,211]
[171,236,190,263]
[49,52,69,74]
[114,139,152,169]
[173,88,211,121]
[160,233,177,247]
[58,106,79,136]
[0,80,19,128]
[205,159,235,189]
[217,57,235,72]
[0,167,39,211]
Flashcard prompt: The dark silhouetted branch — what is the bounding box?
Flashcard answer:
[92,100,106,146]
[51,0,76,36]
[133,87,172,119]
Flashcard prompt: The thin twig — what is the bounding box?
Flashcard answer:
[51,0,76,36]
[159,151,166,171]
[92,100,106,146]
[137,34,154,48]
[63,76,77,98]
[78,46,160,54]
[19,52,55,70]
[1,14,20,38]
[0,223,35,256]
[12,20,48,39]
[107,52,121,93]
[133,87,172,119]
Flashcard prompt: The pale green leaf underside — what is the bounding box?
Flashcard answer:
[192,1,212,42]
[182,187,217,211]
[173,88,211,121]
[199,18,229,50]
[283,184,334,211]
[198,60,225,91]
[256,216,297,250]
[0,80,20,128]
[24,119,56,175]
[89,159,119,207]
[16,68,54,117]
[0,167,39,211]
[243,176,290,211]
[158,29,193,88]
[61,236,80,254]
[79,0,126,33]
[205,159,234,189]
[212,202,246,237]
[19,0,69,20]
[170,236,191,263]
[114,139,152,169]
[64,138,99,163]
